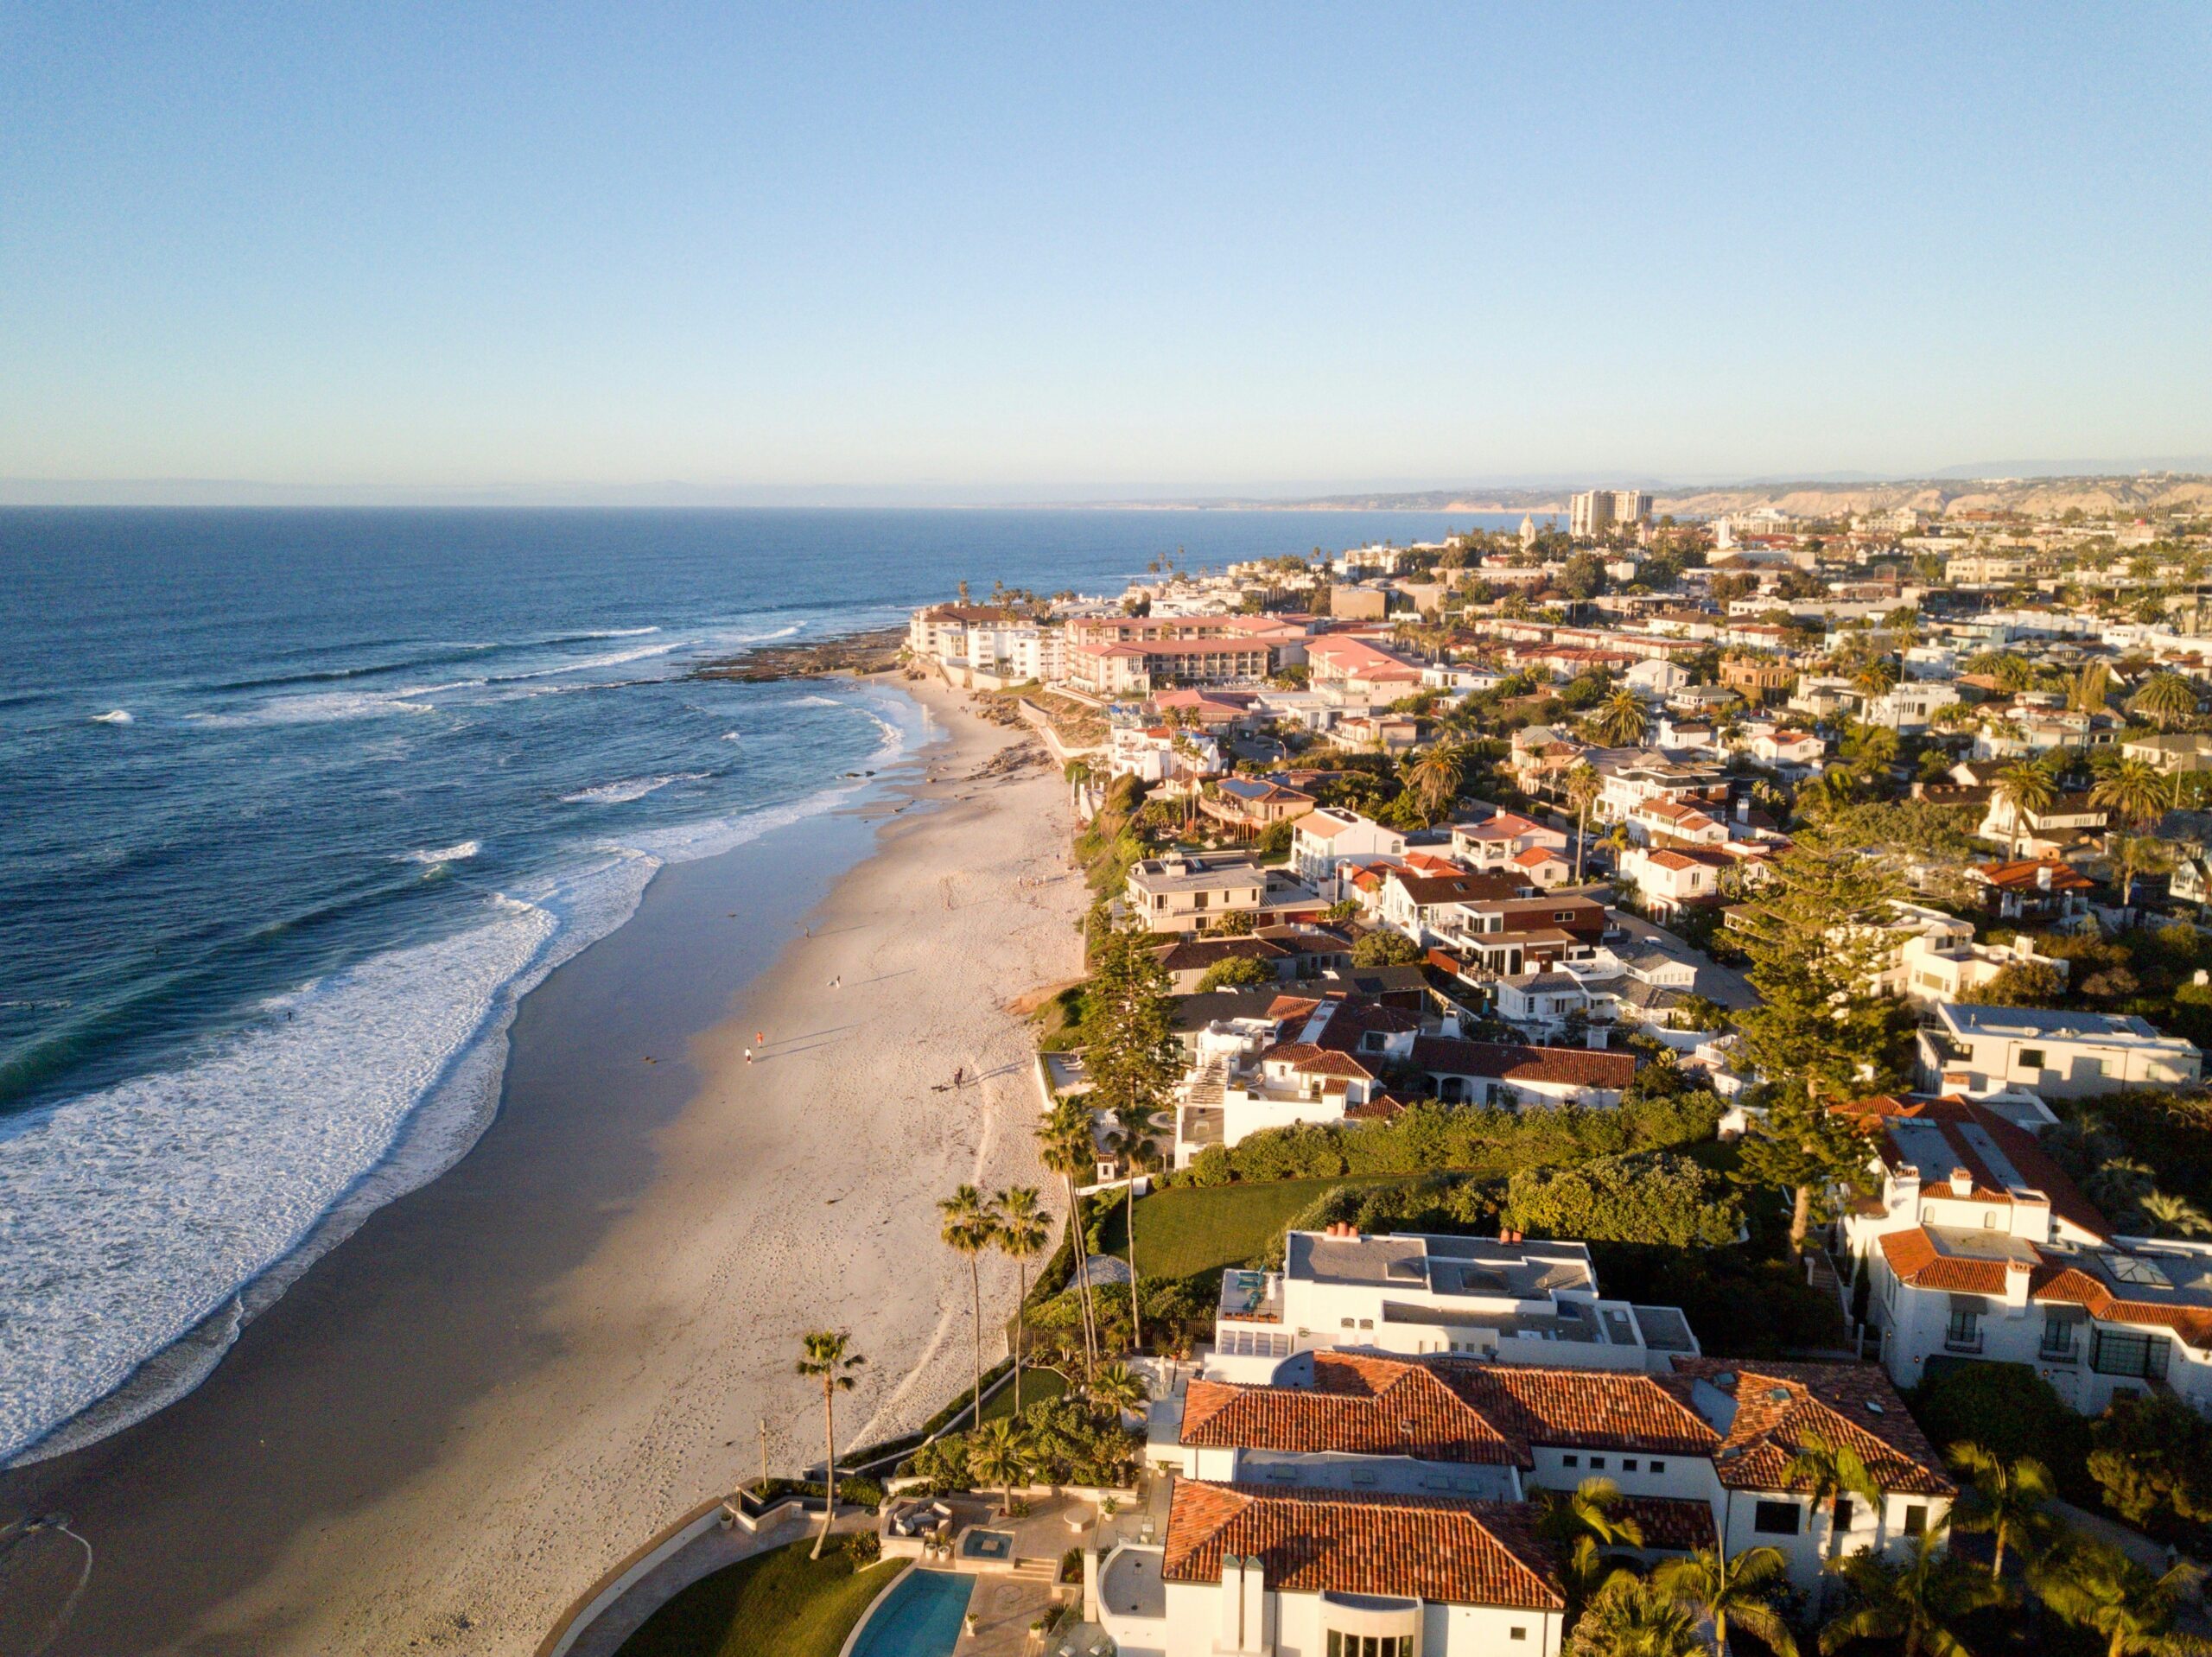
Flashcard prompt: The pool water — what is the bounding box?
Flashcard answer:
[959,1528,1014,1561]
[848,1567,976,1657]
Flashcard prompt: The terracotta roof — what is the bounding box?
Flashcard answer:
[1394,870,1534,906]
[1667,1358,1952,1496]
[1408,1037,1637,1090]
[1616,1495,1719,1553]
[2029,1264,2212,1350]
[1181,1355,1521,1466]
[1512,846,1567,867]
[1840,1095,2108,1241]
[1445,1363,1720,1457]
[1257,1042,1376,1080]
[1162,1482,1564,1610]
[1151,936,1290,972]
[1876,1228,2011,1295]
[1971,859,2096,893]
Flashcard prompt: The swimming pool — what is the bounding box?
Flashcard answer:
[847,1566,976,1657]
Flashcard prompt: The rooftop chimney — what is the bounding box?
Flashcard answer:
[1949,1167,1974,1197]
[2036,864,2053,891]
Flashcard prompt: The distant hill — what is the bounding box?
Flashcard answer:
[1166,474,2212,519]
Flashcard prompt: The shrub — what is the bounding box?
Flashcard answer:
[2088,1394,2212,1539]
[1188,1145,1235,1186]
[1503,1152,1743,1248]
[1905,1362,2094,1502]
[1196,955,1277,991]
[1351,930,1425,967]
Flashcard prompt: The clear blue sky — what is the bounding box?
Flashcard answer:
[3,3,2207,501]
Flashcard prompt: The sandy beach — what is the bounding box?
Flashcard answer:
[1,675,1085,1656]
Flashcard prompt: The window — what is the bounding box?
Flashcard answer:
[1340,1317,1355,1330]
[1649,1461,1667,1475]
[2017,1048,2046,1073]
[1754,1501,1802,1535]
[1561,1454,1580,1469]
[1904,1505,1928,1536]
[1359,1318,1374,1330]
[1622,1460,1639,1473]
[1511,1630,1528,1642]
[1589,1456,1606,1470]
[2091,1328,2172,1381]
[1945,1305,1980,1349]
[1326,1637,1411,1657]
[2041,1313,2080,1358]
[1834,1498,1854,1531]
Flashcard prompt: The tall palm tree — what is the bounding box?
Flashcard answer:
[1567,762,1603,883]
[1854,656,1900,696]
[1784,1433,1886,1590]
[938,1185,1001,1432]
[2106,833,2174,913]
[2130,671,2200,731]
[1037,1096,1100,1375]
[1655,1546,1798,1657]
[2087,1155,2157,1216]
[1820,1526,2003,1657]
[992,1187,1052,1413]
[2032,1536,2209,1657]
[969,1416,1031,1517]
[1943,1442,2054,1581]
[2093,759,2168,832]
[1535,1477,1644,1616]
[1593,688,1650,748]
[1993,759,2059,856]
[795,1330,864,1559]
[1407,741,1466,823]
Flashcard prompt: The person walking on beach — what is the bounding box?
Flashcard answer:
[953,1066,964,1089]
[744,1046,753,1064]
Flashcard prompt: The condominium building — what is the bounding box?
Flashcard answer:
[1569,489,1654,540]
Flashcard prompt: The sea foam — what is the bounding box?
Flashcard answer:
[92,709,133,725]
[561,772,709,805]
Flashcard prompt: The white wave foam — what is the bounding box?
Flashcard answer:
[92,708,133,725]
[789,694,842,708]
[5,685,930,1466]
[0,897,563,1463]
[574,626,660,639]
[493,641,684,682]
[403,841,481,865]
[560,771,709,805]
[720,731,741,742]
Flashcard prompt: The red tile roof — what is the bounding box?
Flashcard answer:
[1180,1355,1522,1466]
[1162,1482,1564,1610]
[1840,1095,2109,1241]
[1876,1228,2011,1295]
[1408,1036,1637,1090]
[1446,1363,1721,1457]
[1615,1495,1719,1553]
[1667,1359,1952,1496]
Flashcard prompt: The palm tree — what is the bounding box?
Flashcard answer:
[1089,1361,1148,1419]
[1567,762,1603,882]
[1854,656,1900,696]
[2070,661,2113,715]
[2087,1155,2157,1216]
[1037,1097,1100,1376]
[1569,1577,1707,1657]
[795,1330,864,1559]
[1944,1442,2054,1580]
[2094,759,2168,832]
[1993,759,2059,856]
[969,1416,1031,1516]
[1407,742,1466,823]
[2139,1189,2212,1238]
[993,1187,1052,1413]
[2130,671,2200,730]
[1593,688,1650,748]
[1820,1526,2003,1657]
[1535,1477,1644,1616]
[1655,1546,1798,1657]
[2033,1536,2209,1657]
[938,1185,1001,1432]
[2106,833,2174,913]
[1784,1433,1886,1590]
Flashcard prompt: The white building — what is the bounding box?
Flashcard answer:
[1917,1003,2202,1100]
[1205,1229,1700,1380]
[1840,1095,2212,1416]
[1291,809,1406,894]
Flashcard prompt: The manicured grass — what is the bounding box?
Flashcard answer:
[1098,1176,1395,1280]
[979,1364,1070,1424]
[613,1540,904,1657]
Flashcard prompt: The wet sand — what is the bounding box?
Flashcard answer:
[0,676,1083,1656]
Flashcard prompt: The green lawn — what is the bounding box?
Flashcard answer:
[979,1364,1070,1424]
[1098,1176,1395,1280]
[613,1540,904,1657]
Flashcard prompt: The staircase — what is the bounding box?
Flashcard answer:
[1183,1059,1227,1109]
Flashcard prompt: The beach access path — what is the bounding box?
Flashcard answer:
[2,674,1087,1657]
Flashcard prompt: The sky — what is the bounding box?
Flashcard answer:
[2,3,2209,503]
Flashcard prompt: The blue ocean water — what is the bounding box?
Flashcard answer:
[0,505,1498,1461]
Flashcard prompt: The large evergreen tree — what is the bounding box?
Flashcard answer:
[1730,840,1914,1254]
[1082,926,1180,1350]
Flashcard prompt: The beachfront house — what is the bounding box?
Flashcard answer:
[1916,1003,2202,1100]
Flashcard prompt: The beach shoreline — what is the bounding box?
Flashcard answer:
[0,673,1084,1657]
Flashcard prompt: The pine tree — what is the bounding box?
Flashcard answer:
[1083,926,1181,1350]
[1730,840,1914,1254]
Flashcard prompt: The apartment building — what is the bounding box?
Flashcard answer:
[1569,488,1653,539]
[1127,854,1269,935]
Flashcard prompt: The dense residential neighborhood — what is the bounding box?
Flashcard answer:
[870,498,2212,1657]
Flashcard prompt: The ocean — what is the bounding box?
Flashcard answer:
[0,505,1509,1463]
